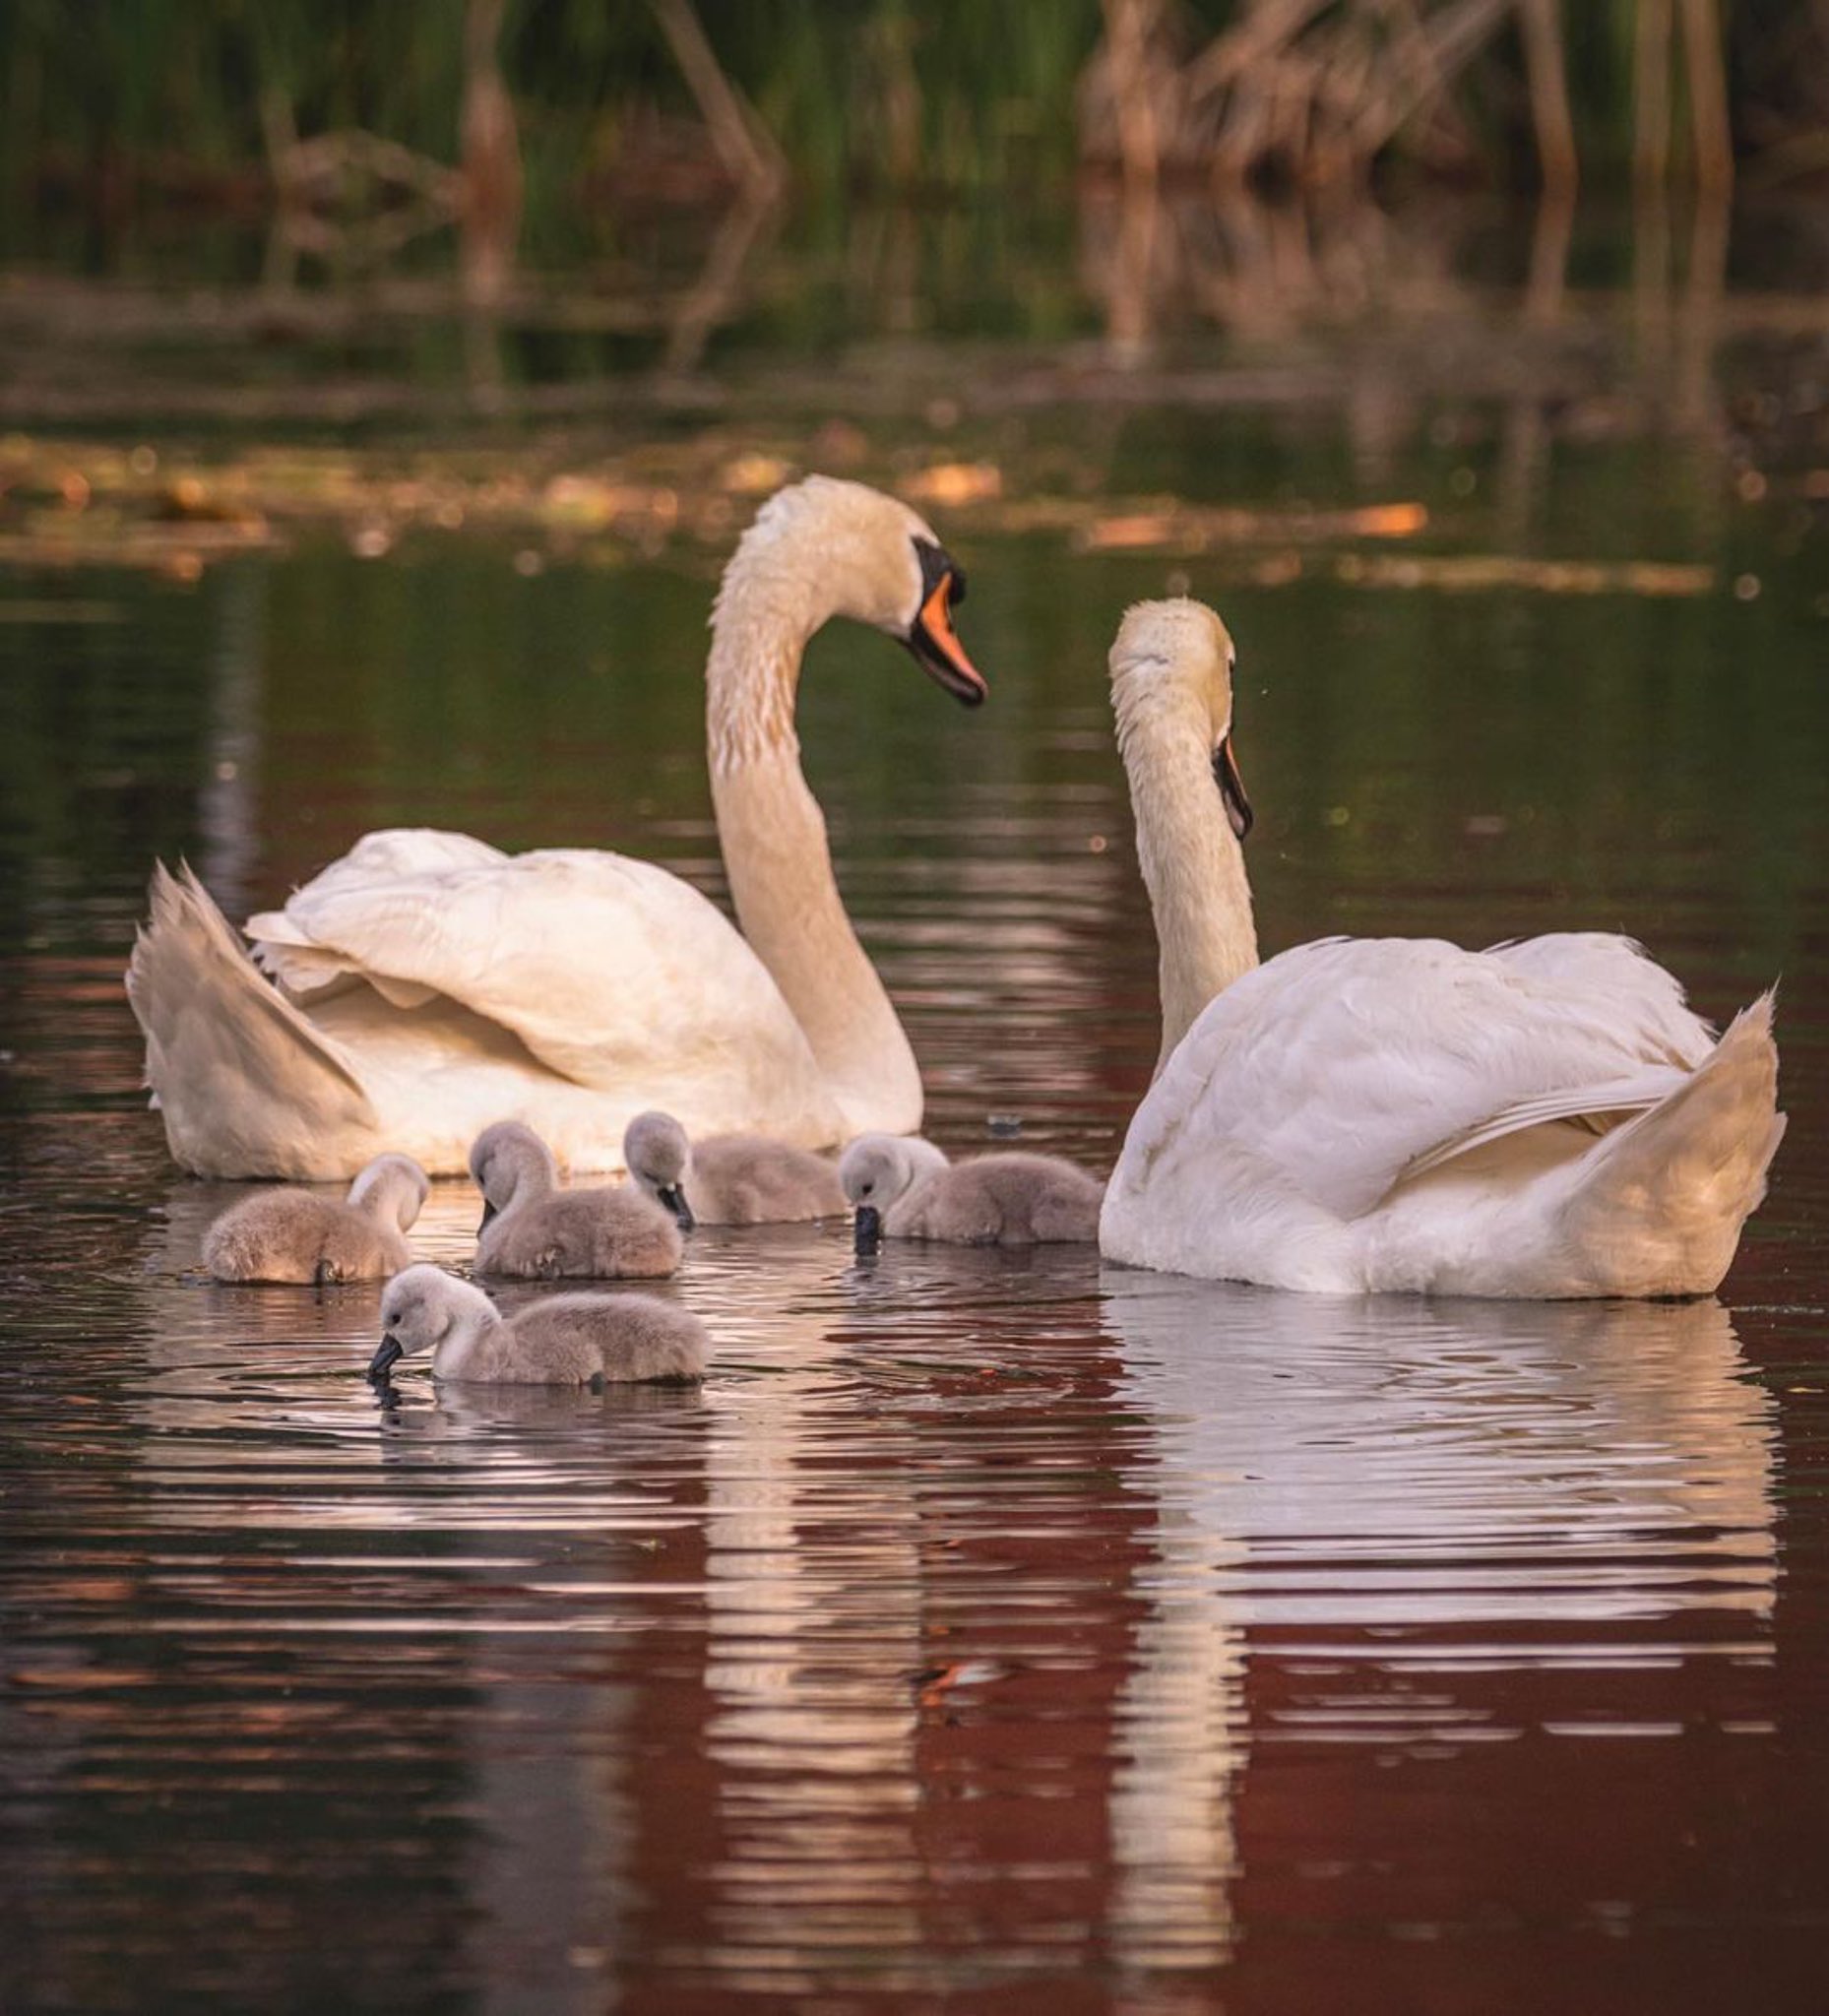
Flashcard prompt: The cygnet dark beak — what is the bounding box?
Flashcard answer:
[658,1183,695,1232]
[367,1336,404,1381]
[477,1198,497,1233]
[853,1203,883,1254]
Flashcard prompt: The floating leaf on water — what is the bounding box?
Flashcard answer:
[1346,502,1428,536]
[720,453,792,495]
[899,462,1002,507]
[1081,511,1178,550]
[1333,553,1716,597]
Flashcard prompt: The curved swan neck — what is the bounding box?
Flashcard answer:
[703,547,922,1137]
[706,557,816,776]
[353,1161,421,1231]
[431,1295,505,1379]
[498,1139,556,1219]
[1116,686,1260,1073]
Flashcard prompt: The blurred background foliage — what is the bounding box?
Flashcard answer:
[4,0,1827,253]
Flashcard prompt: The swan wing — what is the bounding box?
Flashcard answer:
[245,838,825,1095]
[1394,1066,1688,1181]
[1134,935,1717,1222]
[1482,930,1712,1052]
[249,830,511,999]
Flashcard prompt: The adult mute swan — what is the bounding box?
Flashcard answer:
[126,476,984,1179]
[1099,598,1784,1298]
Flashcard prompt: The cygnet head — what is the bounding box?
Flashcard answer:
[724,476,985,707]
[347,1152,431,1232]
[1108,598,1252,841]
[838,1133,947,1252]
[469,1121,558,1231]
[623,1110,695,1230]
[369,1264,492,1380]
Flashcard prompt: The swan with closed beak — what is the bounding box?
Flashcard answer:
[369,1264,706,1386]
[622,1109,846,1228]
[202,1151,429,1284]
[1099,598,1785,1298]
[126,476,984,1178]
[471,1120,681,1279]
[839,1133,1101,1249]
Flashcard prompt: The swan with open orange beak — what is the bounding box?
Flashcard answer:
[906,536,984,705]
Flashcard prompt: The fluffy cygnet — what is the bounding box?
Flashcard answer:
[839,1134,1103,1248]
[470,1120,681,1280]
[203,1152,429,1284]
[622,1109,848,1228]
[368,1264,707,1386]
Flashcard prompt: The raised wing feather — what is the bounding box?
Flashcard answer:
[250,830,511,999]
[244,835,824,1095]
[1132,935,1716,1221]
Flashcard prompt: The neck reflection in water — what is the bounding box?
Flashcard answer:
[85,1204,1782,2005]
[1101,1271,1775,1974]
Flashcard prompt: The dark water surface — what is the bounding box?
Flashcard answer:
[4,205,1829,2014]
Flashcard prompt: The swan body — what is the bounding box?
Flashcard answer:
[471,1120,681,1280]
[125,477,984,1179]
[370,1264,707,1386]
[202,1152,429,1284]
[840,1133,1103,1246]
[1099,598,1784,1299]
[623,1109,846,1227]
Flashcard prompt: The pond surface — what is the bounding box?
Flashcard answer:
[3,199,1829,2013]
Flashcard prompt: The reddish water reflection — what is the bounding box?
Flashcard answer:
[4,1157,1824,2014]
[4,442,1829,2010]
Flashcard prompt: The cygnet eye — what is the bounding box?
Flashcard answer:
[860,1180,874,1197]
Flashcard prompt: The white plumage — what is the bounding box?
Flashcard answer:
[124,477,982,1177]
[1099,598,1784,1298]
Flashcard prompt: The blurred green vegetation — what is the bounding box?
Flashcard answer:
[3,0,1824,244]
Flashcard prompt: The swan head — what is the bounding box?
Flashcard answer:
[623,1110,696,1231]
[1108,598,1252,841]
[347,1152,430,1232]
[369,1264,490,1379]
[838,1132,949,1250]
[468,1120,558,1231]
[726,476,984,706]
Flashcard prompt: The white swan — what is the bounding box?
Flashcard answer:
[1099,598,1785,1298]
[125,475,984,1179]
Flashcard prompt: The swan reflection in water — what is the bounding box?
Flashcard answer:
[118,1184,1779,1998]
[1099,1268,1778,1973]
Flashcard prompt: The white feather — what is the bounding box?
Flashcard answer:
[126,479,961,1177]
[1099,598,1784,1298]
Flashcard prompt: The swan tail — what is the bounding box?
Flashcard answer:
[1558,992,1785,1296]
[126,862,382,1178]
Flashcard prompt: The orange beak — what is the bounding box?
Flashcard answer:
[912,573,984,705]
